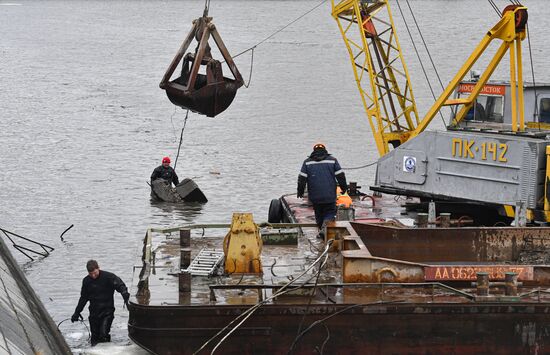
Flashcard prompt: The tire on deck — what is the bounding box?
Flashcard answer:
[268,198,283,223]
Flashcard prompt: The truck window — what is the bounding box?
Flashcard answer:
[462,95,503,122]
[484,95,503,122]
[540,98,550,123]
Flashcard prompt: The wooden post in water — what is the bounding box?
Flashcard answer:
[180,229,191,247]
[179,271,191,293]
[180,228,191,269]
[179,228,192,304]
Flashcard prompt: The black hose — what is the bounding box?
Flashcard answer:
[59,224,74,241]
[57,316,91,340]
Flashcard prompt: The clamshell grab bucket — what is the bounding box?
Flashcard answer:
[160,16,244,117]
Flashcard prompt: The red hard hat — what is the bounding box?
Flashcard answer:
[162,156,171,164]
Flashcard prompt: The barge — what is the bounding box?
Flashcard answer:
[126,2,550,354]
[127,194,550,354]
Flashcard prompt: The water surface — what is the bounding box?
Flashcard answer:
[1,0,549,352]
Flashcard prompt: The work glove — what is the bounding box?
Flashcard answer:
[71,313,81,323]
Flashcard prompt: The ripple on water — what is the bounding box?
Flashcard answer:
[2,0,550,352]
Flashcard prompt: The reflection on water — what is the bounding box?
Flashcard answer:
[1,0,550,353]
[150,199,205,222]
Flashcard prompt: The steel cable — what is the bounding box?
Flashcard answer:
[341,160,377,170]
[221,0,326,89]
[192,240,333,354]
[287,300,404,353]
[293,251,328,346]
[487,0,502,17]
[208,245,332,354]
[243,47,255,88]
[395,0,447,126]
[231,0,328,60]
[173,109,189,172]
[404,0,444,92]
[526,24,539,124]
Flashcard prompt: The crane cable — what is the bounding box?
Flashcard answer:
[231,0,328,61]
[203,0,212,16]
[342,160,377,170]
[487,0,502,17]
[395,0,447,127]
[226,0,328,88]
[526,23,539,123]
[174,109,189,172]
[168,1,324,167]
[403,0,445,92]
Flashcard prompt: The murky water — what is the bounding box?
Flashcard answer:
[1,0,549,352]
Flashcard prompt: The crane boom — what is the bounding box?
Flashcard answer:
[332,1,528,158]
[331,0,420,157]
[413,4,528,136]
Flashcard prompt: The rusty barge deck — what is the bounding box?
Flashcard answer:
[128,193,550,354]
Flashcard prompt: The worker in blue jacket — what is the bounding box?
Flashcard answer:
[297,143,348,230]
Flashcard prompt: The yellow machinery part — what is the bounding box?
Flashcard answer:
[420,5,527,133]
[223,213,263,274]
[332,1,528,155]
[331,0,420,157]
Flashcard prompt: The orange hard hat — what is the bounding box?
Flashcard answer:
[313,142,326,150]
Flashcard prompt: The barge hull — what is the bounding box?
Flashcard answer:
[128,302,549,354]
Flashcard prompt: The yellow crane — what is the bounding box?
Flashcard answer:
[331,0,528,156]
[331,0,420,156]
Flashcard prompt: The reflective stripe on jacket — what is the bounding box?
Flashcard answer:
[298,153,346,204]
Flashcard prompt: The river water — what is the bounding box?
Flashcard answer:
[1,0,549,353]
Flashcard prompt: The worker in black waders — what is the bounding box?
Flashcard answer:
[71,260,130,346]
[150,156,179,186]
[297,143,348,237]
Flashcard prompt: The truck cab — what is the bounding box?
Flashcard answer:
[452,80,550,130]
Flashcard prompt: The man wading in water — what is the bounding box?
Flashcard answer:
[150,156,179,187]
[71,260,130,346]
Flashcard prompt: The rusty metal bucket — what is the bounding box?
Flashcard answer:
[160,16,244,117]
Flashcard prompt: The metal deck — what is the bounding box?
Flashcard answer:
[127,194,550,354]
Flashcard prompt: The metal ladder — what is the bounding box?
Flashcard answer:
[185,248,224,276]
